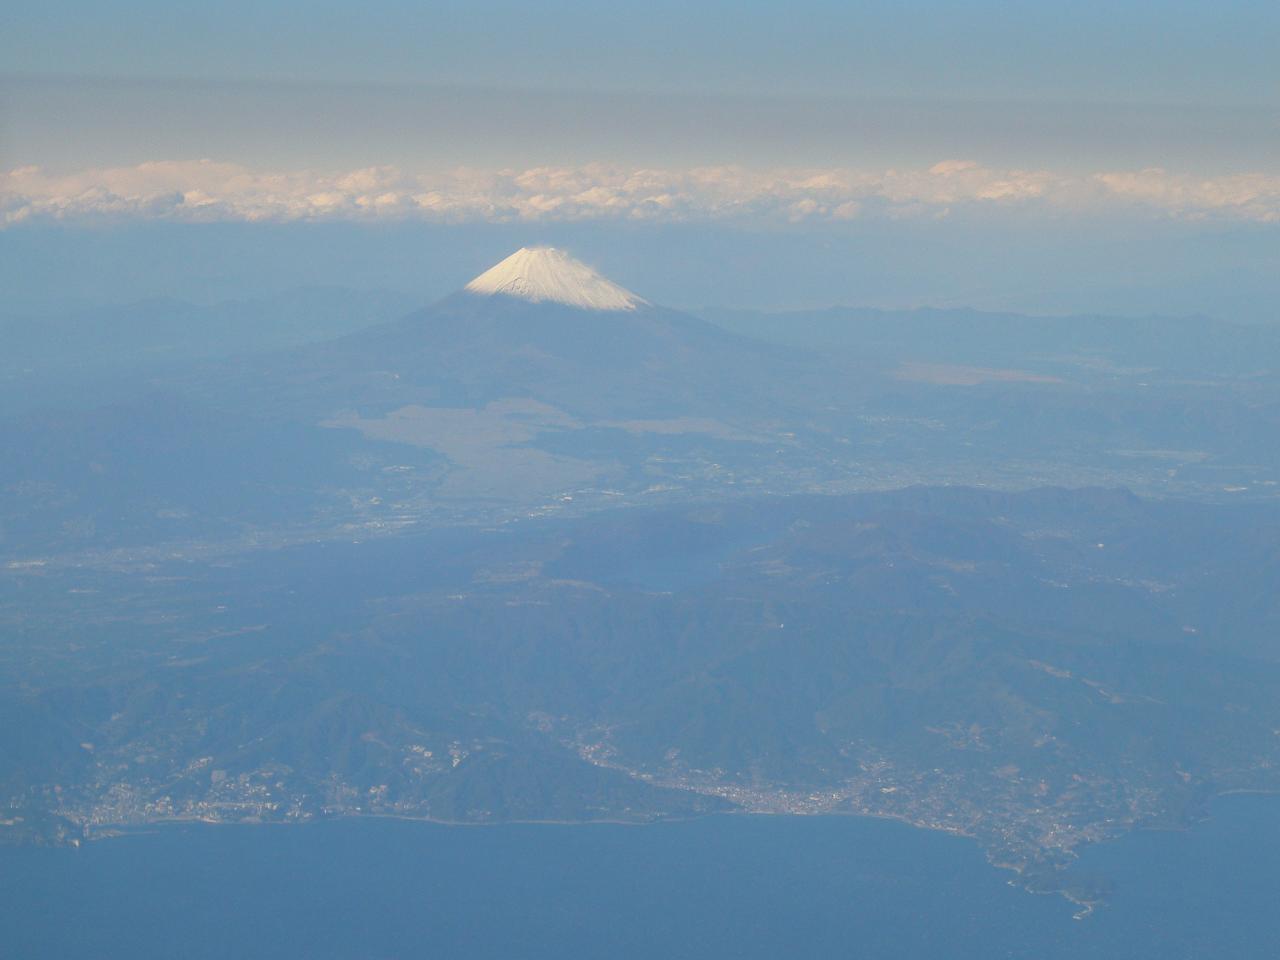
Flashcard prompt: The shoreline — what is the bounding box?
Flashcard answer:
[25,787,1280,921]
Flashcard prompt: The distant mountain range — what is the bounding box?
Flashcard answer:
[0,287,418,413]
[703,304,1280,380]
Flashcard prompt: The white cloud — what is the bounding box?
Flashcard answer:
[3,159,1280,227]
[1095,168,1280,223]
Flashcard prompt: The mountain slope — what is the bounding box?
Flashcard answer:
[182,247,826,443]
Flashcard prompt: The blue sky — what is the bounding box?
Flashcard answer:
[5,0,1277,104]
[5,0,1279,172]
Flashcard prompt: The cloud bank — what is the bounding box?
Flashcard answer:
[4,160,1280,227]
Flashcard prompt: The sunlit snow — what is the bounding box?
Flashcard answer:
[464,246,645,312]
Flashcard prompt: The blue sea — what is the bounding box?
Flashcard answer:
[5,796,1279,959]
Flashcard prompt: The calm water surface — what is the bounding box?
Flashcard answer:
[5,797,1279,959]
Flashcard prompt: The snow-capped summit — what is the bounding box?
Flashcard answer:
[464,247,646,312]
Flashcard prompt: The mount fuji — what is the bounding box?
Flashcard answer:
[126,246,830,511]
[464,246,647,312]
[261,245,813,421]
